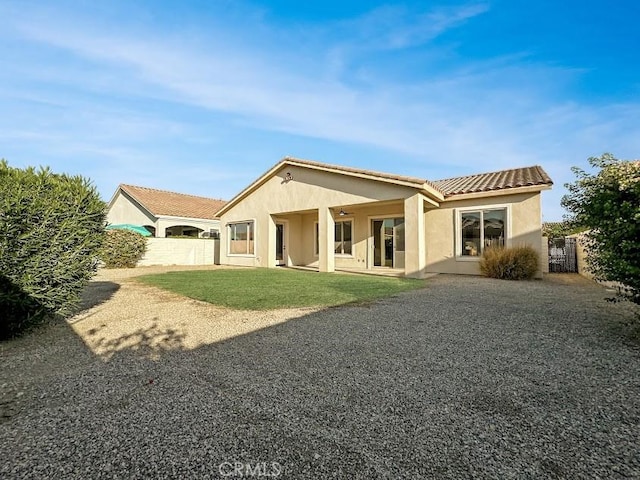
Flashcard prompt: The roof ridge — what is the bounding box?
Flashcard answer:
[120,184,227,203]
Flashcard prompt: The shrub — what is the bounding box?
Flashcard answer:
[480,245,539,280]
[562,154,640,305]
[0,160,106,339]
[99,229,148,268]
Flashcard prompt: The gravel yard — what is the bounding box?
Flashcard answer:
[1,268,639,479]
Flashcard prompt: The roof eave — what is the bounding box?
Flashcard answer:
[156,214,222,222]
[284,158,427,189]
[216,157,444,216]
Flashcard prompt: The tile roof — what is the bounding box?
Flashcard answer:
[215,158,554,217]
[286,158,552,197]
[119,184,227,220]
[433,165,553,197]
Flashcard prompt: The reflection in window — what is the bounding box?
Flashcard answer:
[314,221,353,255]
[334,221,352,255]
[229,221,254,255]
[460,209,505,256]
[484,209,505,250]
[462,212,481,256]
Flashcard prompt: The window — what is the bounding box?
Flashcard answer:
[228,221,254,255]
[314,220,353,256]
[459,208,506,257]
[334,220,352,255]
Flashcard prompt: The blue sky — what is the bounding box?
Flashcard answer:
[1,0,638,220]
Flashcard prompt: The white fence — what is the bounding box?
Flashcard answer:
[138,238,220,266]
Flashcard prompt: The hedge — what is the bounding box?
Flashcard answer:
[100,229,148,268]
[0,160,106,338]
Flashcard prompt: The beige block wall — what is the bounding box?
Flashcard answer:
[138,238,218,266]
[424,192,543,277]
[567,232,593,279]
[541,237,549,274]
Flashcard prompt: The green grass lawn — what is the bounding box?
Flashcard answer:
[137,268,425,310]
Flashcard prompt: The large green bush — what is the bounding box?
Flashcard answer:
[0,160,106,338]
[562,154,640,304]
[480,245,539,280]
[99,229,147,268]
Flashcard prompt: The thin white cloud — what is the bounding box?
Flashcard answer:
[2,1,639,220]
[338,2,490,50]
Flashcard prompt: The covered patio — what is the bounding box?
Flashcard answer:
[268,195,436,278]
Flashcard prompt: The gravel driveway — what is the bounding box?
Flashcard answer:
[1,269,639,479]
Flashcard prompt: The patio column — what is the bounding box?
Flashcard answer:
[318,206,335,273]
[404,194,426,278]
[266,215,277,268]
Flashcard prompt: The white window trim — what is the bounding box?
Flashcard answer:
[314,218,355,258]
[455,204,511,261]
[227,219,257,257]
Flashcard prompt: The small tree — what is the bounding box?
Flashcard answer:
[0,160,106,338]
[561,153,640,304]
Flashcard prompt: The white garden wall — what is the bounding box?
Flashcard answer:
[138,238,220,266]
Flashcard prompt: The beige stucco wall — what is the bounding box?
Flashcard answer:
[294,203,407,269]
[220,164,546,277]
[138,238,218,266]
[567,232,593,279]
[219,164,419,269]
[541,237,549,274]
[424,192,543,277]
[156,217,221,238]
[107,191,156,228]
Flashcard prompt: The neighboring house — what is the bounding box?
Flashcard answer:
[215,157,553,278]
[107,184,227,238]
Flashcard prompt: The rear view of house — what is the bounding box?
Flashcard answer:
[107,184,227,238]
[216,157,553,278]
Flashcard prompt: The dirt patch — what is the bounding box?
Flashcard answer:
[70,266,321,358]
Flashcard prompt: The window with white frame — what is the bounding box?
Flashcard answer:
[458,208,506,257]
[335,220,352,255]
[314,220,353,256]
[228,221,255,255]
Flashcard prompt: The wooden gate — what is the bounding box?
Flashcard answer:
[548,237,577,273]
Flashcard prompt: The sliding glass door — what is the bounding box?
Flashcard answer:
[372,218,405,269]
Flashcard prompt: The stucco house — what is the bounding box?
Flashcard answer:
[107,184,227,238]
[215,157,553,278]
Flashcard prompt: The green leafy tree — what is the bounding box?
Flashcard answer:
[542,221,584,239]
[562,153,640,304]
[0,160,106,338]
